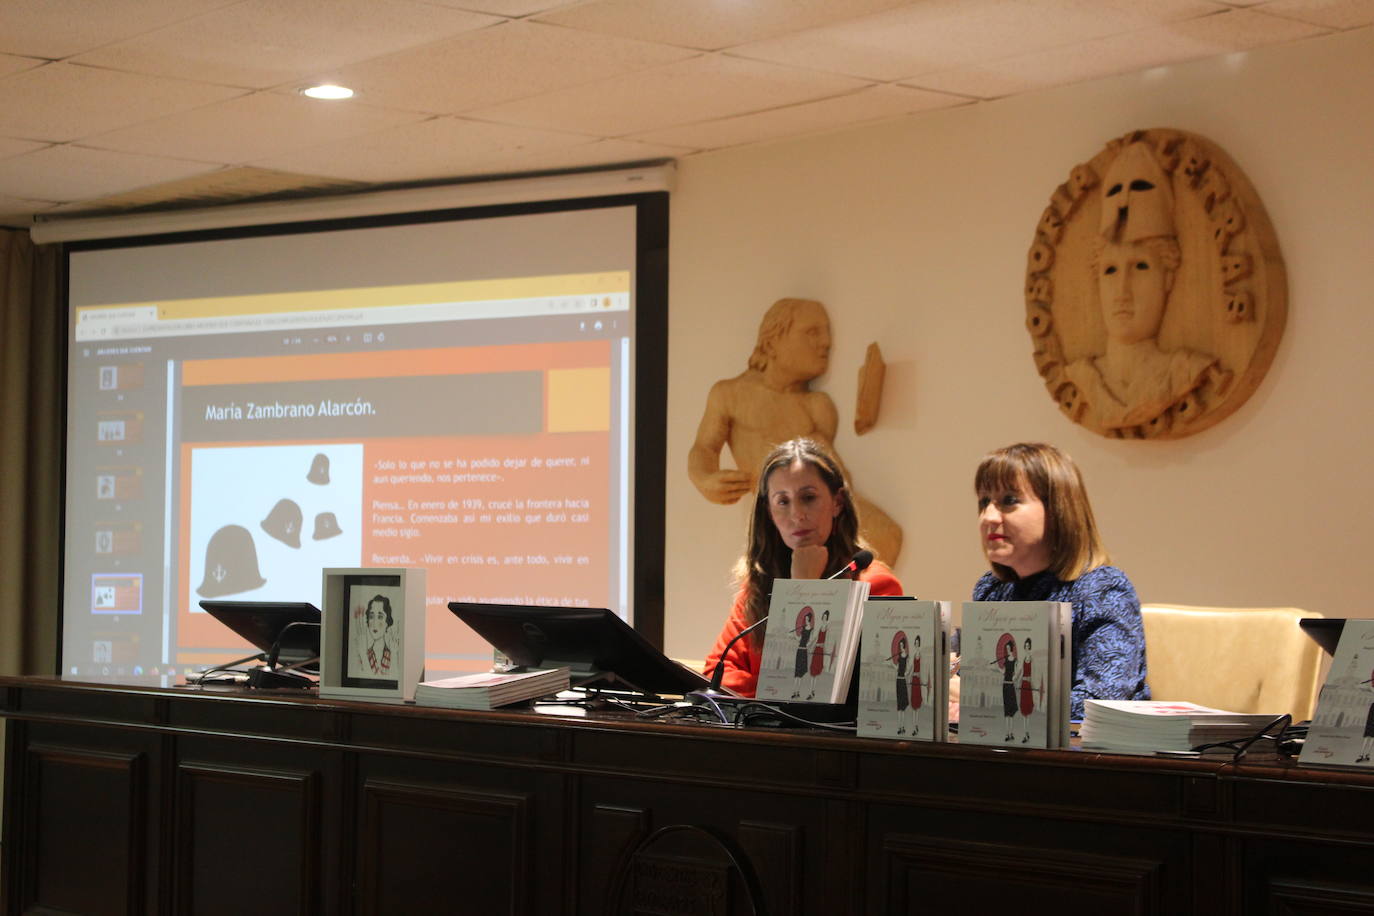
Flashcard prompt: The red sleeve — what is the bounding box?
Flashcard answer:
[702,589,761,697]
[703,563,900,698]
[861,560,904,597]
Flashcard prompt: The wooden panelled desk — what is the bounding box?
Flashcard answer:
[3,676,1373,915]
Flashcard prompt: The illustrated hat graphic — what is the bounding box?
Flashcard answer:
[196,524,267,598]
[313,511,342,540]
[260,498,303,548]
[308,453,330,485]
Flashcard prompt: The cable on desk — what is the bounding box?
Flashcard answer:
[1191,713,1294,762]
[733,702,856,731]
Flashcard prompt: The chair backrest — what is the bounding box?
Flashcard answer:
[1140,604,1325,721]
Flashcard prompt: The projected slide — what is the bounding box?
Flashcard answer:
[61,200,659,683]
[175,340,616,666]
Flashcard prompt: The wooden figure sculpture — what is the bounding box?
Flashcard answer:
[687,298,903,563]
[1025,128,1286,439]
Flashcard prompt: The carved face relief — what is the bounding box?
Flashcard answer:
[1024,128,1286,440]
[1099,142,1175,243]
[769,300,831,381]
[1097,239,1171,345]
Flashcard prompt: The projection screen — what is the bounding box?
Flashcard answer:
[60,190,668,683]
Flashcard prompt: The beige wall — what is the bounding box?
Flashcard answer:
[663,26,1374,660]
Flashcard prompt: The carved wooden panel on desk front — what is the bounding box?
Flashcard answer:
[173,761,321,915]
[18,740,150,916]
[357,777,532,916]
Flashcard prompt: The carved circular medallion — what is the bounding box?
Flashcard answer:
[1025,128,1286,439]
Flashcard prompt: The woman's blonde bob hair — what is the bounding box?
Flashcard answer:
[735,438,863,638]
[974,442,1109,582]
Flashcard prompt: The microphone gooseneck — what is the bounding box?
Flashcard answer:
[694,548,875,708]
[826,548,874,580]
[708,615,769,692]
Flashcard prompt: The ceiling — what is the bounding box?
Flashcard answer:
[1,0,1367,229]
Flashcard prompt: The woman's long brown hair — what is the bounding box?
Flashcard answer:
[735,438,864,646]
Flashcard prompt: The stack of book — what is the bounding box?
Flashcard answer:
[1081,699,1277,755]
[413,667,570,710]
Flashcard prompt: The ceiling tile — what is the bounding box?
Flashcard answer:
[630,84,968,149]
[70,0,502,90]
[0,0,1348,227]
[532,0,917,51]
[1259,0,1374,28]
[902,66,1048,100]
[426,0,583,15]
[906,7,1329,97]
[0,137,48,160]
[0,0,237,60]
[0,193,60,227]
[84,92,427,165]
[0,144,221,202]
[496,137,694,171]
[905,26,1228,97]
[730,0,1228,81]
[56,166,366,215]
[327,20,696,115]
[1163,7,1331,44]
[0,63,243,143]
[0,53,45,80]
[252,116,596,182]
[468,54,873,137]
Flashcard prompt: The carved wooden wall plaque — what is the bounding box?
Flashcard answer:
[1025,128,1286,439]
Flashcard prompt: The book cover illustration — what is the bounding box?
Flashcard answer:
[958,601,1068,749]
[755,578,867,703]
[857,599,949,741]
[1300,619,1374,769]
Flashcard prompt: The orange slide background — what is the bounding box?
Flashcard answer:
[364,433,611,670]
[181,340,610,386]
[176,433,612,670]
[175,339,616,674]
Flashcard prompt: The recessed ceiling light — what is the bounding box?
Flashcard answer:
[301,84,353,100]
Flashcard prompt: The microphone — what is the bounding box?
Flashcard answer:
[706,615,770,693]
[701,549,872,696]
[826,548,874,580]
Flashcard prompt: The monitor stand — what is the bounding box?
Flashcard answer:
[187,651,319,689]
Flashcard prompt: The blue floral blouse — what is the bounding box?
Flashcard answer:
[973,565,1150,721]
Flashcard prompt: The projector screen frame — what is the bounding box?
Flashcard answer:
[57,188,670,679]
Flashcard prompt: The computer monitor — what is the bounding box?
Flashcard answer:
[198,600,322,673]
[446,603,710,696]
[1299,618,1345,657]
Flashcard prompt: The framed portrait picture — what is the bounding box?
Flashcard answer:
[319,567,425,702]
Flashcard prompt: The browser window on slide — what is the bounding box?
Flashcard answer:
[64,272,632,684]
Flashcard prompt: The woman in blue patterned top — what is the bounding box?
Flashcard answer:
[972,442,1149,721]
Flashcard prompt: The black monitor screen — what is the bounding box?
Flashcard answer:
[1300,618,1344,656]
[197,600,321,669]
[447,602,709,696]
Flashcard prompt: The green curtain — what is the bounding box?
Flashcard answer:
[0,229,61,676]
